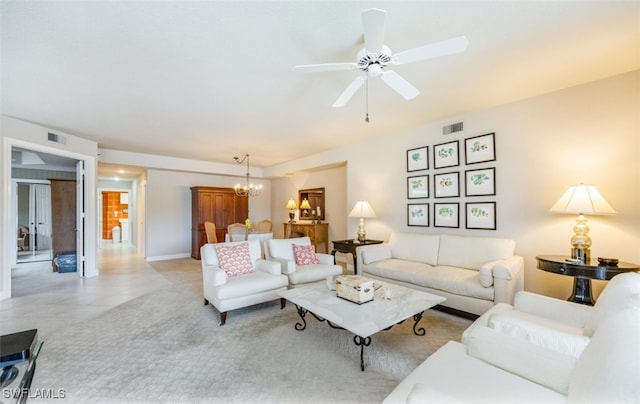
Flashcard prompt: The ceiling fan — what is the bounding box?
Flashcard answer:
[294,8,469,110]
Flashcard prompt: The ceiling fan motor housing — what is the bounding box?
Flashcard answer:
[357,46,391,76]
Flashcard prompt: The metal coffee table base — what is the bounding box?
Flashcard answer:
[292,304,426,371]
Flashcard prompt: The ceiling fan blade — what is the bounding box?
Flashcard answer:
[392,35,469,65]
[333,75,366,108]
[293,63,357,73]
[380,70,419,100]
[362,8,386,54]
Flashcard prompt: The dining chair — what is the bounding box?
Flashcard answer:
[227,223,248,241]
[257,219,272,232]
[204,221,218,243]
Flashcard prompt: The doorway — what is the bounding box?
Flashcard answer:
[15,181,52,263]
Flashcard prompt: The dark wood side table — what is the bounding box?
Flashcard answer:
[536,255,639,305]
[331,239,383,274]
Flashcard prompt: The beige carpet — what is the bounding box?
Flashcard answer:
[29,258,471,403]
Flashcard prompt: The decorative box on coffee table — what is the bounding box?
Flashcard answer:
[335,275,374,304]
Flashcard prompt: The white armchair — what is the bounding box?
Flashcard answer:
[265,237,342,288]
[201,239,289,325]
[462,272,640,357]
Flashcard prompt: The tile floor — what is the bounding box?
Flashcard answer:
[0,243,170,338]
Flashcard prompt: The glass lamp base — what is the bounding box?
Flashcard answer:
[571,247,590,263]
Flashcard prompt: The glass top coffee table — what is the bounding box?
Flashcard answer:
[279,280,445,371]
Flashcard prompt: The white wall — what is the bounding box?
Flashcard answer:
[268,70,640,300]
[270,164,347,241]
[145,168,271,261]
[1,116,100,299]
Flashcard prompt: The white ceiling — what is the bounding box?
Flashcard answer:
[2,1,639,173]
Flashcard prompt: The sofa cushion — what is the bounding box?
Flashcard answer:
[438,234,515,270]
[479,261,498,287]
[288,264,342,286]
[365,261,494,301]
[215,242,254,278]
[215,270,287,300]
[488,313,589,358]
[389,232,440,266]
[583,272,640,336]
[414,266,494,301]
[292,243,319,265]
[267,237,311,261]
[361,244,392,265]
[382,341,566,404]
[466,326,577,394]
[569,308,640,403]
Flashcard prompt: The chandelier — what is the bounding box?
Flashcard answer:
[233,153,262,197]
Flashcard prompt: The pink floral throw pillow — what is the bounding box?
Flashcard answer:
[214,242,254,277]
[292,244,319,265]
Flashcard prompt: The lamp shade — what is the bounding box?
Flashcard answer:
[300,199,311,210]
[349,201,376,218]
[549,184,616,215]
[286,198,297,209]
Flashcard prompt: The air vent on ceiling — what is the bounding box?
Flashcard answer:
[442,122,463,135]
[48,132,66,145]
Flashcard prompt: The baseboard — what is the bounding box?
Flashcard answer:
[146,253,191,262]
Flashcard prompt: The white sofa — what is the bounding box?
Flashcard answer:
[384,308,640,403]
[356,232,524,315]
[201,239,289,325]
[384,273,640,403]
[265,236,343,288]
[462,271,640,357]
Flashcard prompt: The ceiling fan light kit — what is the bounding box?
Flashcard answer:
[294,8,469,119]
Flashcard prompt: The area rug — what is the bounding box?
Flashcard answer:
[29,260,471,403]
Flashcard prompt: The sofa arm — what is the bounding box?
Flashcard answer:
[267,257,297,275]
[317,253,335,265]
[202,263,228,287]
[514,291,593,328]
[465,326,577,394]
[492,255,524,305]
[255,259,282,276]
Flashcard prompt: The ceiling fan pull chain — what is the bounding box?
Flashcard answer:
[365,75,370,123]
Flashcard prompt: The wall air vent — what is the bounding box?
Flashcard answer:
[442,122,463,135]
[48,132,66,145]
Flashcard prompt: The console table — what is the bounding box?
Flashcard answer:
[331,239,383,274]
[536,255,639,305]
[283,222,329,253]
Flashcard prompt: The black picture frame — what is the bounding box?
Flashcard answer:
[433,140,459,169]
[407,175,429,199]
[434,172,460,198]
[465,133,496,165]
[465,167,496,197]
[434,203,460,228]
[466,202,497,230]
[408,203,430,227]
[407,146,429,172]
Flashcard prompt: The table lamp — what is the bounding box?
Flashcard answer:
[286,198,297,223]
[300,198,311,218]
[349,201,376,242]
[549,183,616,262]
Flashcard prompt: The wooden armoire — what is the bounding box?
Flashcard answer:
[50,179,77,271]
[190,187,248,259]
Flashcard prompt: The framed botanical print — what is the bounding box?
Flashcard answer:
[434,172,460,198]
[407,175,429,199]
[408,203,429,227]
[407,146,429,172]
[433,140,459,169]
[465,168,495,196]
[465,133,496,165]
[466,202,496,230]
[434,203,459,228]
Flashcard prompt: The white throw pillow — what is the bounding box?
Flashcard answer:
[361,245,392,265]
[438,234,515,270]
[479,261,498,287]
[583,272,640,336]
[488,313,590,358]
